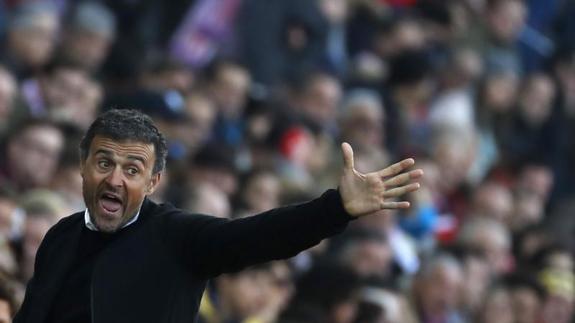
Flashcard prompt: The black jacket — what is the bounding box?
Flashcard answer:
[14,189,351,323]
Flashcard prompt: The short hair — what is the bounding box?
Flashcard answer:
[416,252,462,280]
[3,118,61,145]
[20,189,67,221]
[291,261,362,309]
[79,109,168,174]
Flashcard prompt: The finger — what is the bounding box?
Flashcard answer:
[341,142,354,171]
[377,158,415,178]
[382,183,421,198]
[383,169,424,187]
[380,201,411,209]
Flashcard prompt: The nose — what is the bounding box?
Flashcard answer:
[105,167,124,187]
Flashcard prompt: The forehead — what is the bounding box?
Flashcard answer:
[89,135,155,161]
[17,125,63,148]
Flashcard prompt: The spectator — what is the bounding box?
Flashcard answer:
[280,262,363,323]
[0,119,64,193]
[203,59,251,148]
[458,217,512,274]
[505,274,546,323]
[469,179,514,223]
[20,60,100,128]
[481,0,527,75]
[410,253,465,323]
[234,169,282,217]
[57,1,117,74]
[199,261,292,323]
[475,283,515,323]
[339,89,386,154]
[185,144,239,198]
[183,182,231,219]
[292,70,342,135]
[18,190,68,283]
[328,228,393,280]
[0,67,17,135]
[0,2,59,80]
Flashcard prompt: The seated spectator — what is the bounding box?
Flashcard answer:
[57,1,117,73]
[457,217,512,275]
[505,274,546,323]
[0,119,64,193]
[183,182,231,219]
[185,144,238,198]
[18,190,68,283]
[469,179,514,223]
[0,66,17,135]
[355,285,418,323]
[0,2,59,80]
[338,89,386,154]
[203,59,251,148]
[199,261,293,323]
[233,168,282,218]
[410,253,465,323]
[279,262,363,323]
[20,60,101,129]
[327,228,393,281]
[475,283,515,323]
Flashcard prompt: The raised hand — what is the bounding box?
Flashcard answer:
[338,142,423,217]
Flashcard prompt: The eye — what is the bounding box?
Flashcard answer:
[127,167,139,176]
[97,159,110,169]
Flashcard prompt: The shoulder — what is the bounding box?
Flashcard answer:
[41,211,84,242]
[50,211,84,233]
[141,198,228,231]
[31,211,84,264]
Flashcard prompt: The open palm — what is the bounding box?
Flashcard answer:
[338,142,423,217]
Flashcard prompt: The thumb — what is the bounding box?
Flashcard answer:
[341,142,354,171]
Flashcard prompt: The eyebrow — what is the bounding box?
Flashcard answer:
[94,149,147,166]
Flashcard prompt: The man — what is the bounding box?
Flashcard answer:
[0,119,65,193]
[14,109,422,322]
[1,2,59,80]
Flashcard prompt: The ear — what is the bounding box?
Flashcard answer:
[146,172,162,195]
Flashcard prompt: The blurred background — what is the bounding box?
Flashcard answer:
[0,0,574,322]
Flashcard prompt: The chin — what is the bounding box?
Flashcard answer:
[94,218,123,233]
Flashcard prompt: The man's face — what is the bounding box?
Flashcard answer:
[8,12,58,68]
[64,30,112,71]
[80,136,160,233]
[8,125,64,189]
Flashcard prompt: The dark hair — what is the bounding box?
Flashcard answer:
[387,49,433,87]
[3,118,61,145]
[80,109,168,174]
[292,261,362,309]
[327,228,388,257]
[503,273,547,300]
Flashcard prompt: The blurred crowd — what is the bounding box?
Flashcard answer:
[0,0,574,322]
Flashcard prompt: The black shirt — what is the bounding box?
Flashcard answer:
[46,226,116,323]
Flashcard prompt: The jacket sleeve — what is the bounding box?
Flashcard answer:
[163,189,352,278]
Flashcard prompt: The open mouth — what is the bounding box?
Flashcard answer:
[99,192,123,214]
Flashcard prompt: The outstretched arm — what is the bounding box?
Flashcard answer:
[168,142,423,278]
[338,142,423,217]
